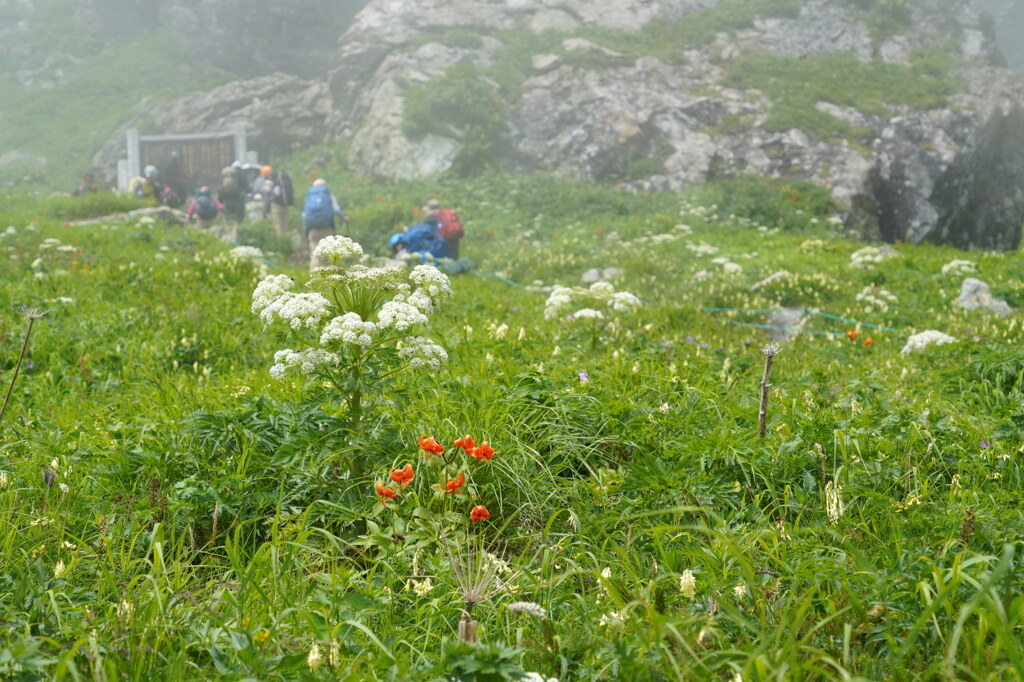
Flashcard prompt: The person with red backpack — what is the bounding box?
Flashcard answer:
[425,198,464,259]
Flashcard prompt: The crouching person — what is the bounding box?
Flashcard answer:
[187,186,225,230]
[303,179,348,270]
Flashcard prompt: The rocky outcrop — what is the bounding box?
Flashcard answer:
[325,0,1024,250]
[92,74,331,179]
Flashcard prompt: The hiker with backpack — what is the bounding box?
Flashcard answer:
[302,179,348,270]
[218,163,246,223]
[187,186,226,230]
[390,214,448,261]
[425,198,465,259]
[256,166,290,240]
[129,165,164,206]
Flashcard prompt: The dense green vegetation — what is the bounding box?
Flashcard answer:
[2,172,1024,679]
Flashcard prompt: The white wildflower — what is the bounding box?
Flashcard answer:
[329,638,340,668]
[269,348,340,379]
[58,482,69,495]
[229,245,264,262]
[307,642,322,672]
[679,570,696,598]
[410,264,453,304]
[941,259,976,276]
[572,308,604,320]
[588,281,615,297]
[543,286,574,320]
[522,674,560,682]
[901,330,956,354]
[722,261,742,274]
[733,583,748,599]
[599,610,625,626]
[850,246,884,269]
[261,292,332,330]
[398,336,447,369]
[489,323,509,340]
[825,480,845,525]
[313,234,363,263]
[609,291,641,312]
[507,601,547,619]
[406,289,436,314]
[411,578,433,597]
[377,300,428,332]
[251,275,294,315]
[320,313,376,348]
[54,559,67,579]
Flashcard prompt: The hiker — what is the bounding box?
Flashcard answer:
[218,163,246,223]
[187,186,225,230]
[159,151,188,208]
[302,179,348,270]
[391,214,448,261]
[256,166,290,239]
[72,173,101,196]
[129,165,164,206]
[425,198,465,259]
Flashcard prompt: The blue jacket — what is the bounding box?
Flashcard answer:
[404,216,449,259]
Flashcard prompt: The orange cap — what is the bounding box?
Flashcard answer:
[260,165,273,177]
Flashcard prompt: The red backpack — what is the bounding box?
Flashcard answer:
[436,208,464,240]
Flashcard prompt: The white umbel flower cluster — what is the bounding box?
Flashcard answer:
[941,259,976,276]
[252,275,294,314]
[378,300,429,332]
[320,313,377,348]
[850,246,884,269]
[507,601,547,619]
[543,281,642,321]
[270,348,340,379]
[260,292,332,330]
[901,329,957,355]
[229,245,264,262]
[398,336,448,369]
[573,308,604,320]
[410,264,453,303]
[313,234,363,263]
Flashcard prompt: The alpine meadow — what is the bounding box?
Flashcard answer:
[2,0,1024,681]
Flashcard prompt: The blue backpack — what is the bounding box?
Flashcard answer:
[195,189,218,220]
[303,186,334,230]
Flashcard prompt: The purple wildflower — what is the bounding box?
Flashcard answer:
[578,372,589,384]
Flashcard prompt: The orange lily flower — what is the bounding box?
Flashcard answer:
[865,337,874,346]
[440,473,466,494]
[390,463,414,487]
[470,505,490,522]
[375,482,398,503]
[847,330,859,341]
[453,435,476,453]
[419,434,444,457]
[469,442,495,461]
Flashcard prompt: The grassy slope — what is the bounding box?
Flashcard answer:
[1,173,1023,679]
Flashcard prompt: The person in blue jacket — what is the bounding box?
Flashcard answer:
[302,178,348,269]
[391,214,449,260]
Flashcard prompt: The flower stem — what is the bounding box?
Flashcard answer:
[1,312,44,424]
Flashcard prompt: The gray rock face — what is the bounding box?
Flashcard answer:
[93,74,331,179]
[956,277,1012,316]
[323,0,1024,250]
